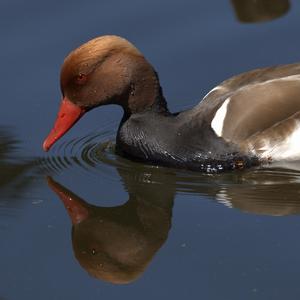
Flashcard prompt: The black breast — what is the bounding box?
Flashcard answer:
[116,111,259,173]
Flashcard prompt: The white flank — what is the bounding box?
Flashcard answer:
[211,98,230,137]
[259,122,300,160]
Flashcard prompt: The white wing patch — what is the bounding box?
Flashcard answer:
[259,122,300,160]
[211,97,231,137]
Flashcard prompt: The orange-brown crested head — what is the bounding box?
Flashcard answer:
[60,35,143,108]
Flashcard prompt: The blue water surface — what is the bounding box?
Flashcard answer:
[1,0,300,299]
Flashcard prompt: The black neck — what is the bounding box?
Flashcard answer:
[121,56,170,116]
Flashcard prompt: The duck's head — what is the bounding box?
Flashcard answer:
[43,35,164,151]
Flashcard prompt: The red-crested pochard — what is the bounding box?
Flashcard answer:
[43,35,300,172]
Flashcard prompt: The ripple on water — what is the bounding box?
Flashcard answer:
[40,129,300,216]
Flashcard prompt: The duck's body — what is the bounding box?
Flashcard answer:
[43,36,300,172]
[117,106,257,172]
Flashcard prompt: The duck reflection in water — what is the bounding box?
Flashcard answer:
[47,170,174,284]
[231,0,290,23]
[47,158,300,284]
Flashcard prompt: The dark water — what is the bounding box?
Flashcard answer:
[1,0,300,299]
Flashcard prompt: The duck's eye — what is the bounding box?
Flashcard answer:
[75,73,88,85]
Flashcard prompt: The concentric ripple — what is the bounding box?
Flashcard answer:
[41,129,117,176]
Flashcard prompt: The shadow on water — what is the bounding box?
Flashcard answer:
[231,0,290,23]
[44,131,300,284]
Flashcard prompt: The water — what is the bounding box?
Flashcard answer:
[1,0,300,299]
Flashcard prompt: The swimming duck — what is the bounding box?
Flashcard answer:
[43,35,300,172]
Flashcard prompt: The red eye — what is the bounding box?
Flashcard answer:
[75,73,87,85]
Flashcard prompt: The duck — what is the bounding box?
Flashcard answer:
[43,35,300,172]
